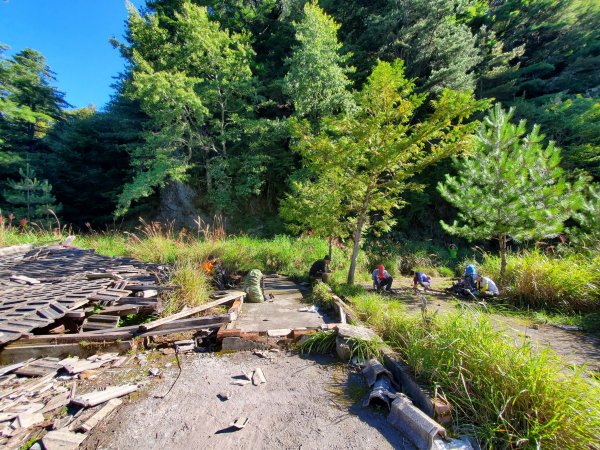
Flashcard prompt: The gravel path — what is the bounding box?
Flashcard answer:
[83,352,414,450]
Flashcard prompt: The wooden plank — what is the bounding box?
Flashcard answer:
[14,357,62,377]
[139,291,245,331]
[0,359,34,377]
[79,398,122,432]
[0,341,135,365]
[71,384,137,407]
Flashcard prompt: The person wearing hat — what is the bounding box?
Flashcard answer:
[475,274,499,297]
[372,264,393,292]
[309,254,332,282]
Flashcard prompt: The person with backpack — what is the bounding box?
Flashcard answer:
[463,264,477,292]
[475,274,499,297]
[372,264,393,292]
[412,270,431,291]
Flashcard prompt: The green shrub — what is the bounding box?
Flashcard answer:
[481,250,600,313]
[298,329,337,354]
[311,281,335,309]
[341,286,600,449]
[437,266,454,277]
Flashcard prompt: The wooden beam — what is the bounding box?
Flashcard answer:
[139,290,245,331]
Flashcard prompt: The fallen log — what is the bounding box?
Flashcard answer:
[139,290,245,331]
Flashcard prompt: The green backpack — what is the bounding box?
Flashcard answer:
[244,269,264,303]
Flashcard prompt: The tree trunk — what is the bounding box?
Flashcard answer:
[347,213,366,284]
[499,233,507,280]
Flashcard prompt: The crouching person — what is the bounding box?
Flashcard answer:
[372,264,393,292]
[412,271,431,291]
[475,274,499,298]
[309,255,332,283]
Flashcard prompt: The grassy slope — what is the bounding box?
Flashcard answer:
[334,284,600,449]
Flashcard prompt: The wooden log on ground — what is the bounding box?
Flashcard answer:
[0,340,135,365]
[71,384,138,407]
[139,291,245,331]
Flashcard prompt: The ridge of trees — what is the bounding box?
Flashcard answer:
[0,0,597,251]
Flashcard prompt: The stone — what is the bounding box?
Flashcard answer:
[221,337,270,352]
[336,324,377,340]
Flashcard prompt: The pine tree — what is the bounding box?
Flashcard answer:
[3,164,61,223]
[438,104,585,277]
[283,1,355,123]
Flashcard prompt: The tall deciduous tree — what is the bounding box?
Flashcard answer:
[285,60,487,283]
[283,1,355,123]
[117,0,255,215]
[438,104,585,277]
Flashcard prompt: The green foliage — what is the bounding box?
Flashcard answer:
[298,329,337,354]
[480,250,600,313]
[439,104,585,276]
[3,164,61,223]
[284,59,487,283]
[310,280,335,309]
[117,0,256,213]
[347,335,383,362]
[284,2,355,122]
[342,286,600,448]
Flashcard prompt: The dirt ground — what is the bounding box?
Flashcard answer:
[83,351,415,450]
[376,278,600,372]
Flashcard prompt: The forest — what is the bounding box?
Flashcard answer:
[1,0,598,248]
[2,1,600,447]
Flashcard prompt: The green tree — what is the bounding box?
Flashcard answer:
[3,164,61,222]
[285,59,487,283]
[117,0,255,214]
[0,45,67,178]
[283,2,355,123]
[438,104,585,277]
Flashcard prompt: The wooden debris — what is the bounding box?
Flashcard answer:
[231,380,251,386]
[42,429,86,450]
[41,392,70,413]
[135,289,158,298]
[13,411,45,428]
[70,384,138,407]
[81,314,120,332]
[9,275,41,285]
[230,417,249,429]
[140,290,245,331]
[252,368,267,386]
[14,357,62,377]
[0,359,34,377]
[79,398,122,432]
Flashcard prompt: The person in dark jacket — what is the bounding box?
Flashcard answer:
[309,255,331,281]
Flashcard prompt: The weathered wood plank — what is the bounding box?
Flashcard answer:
[139,291,244,331]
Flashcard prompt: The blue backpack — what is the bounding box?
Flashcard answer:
[465,264,477,277]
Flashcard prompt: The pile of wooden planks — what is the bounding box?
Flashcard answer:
[0,352,139,449]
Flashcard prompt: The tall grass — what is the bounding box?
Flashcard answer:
[339,285,600,449]
[481,250,600,313]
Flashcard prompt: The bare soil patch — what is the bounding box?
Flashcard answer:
[83,351,414,450]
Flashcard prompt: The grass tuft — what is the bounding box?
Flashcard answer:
[298,330,337,355]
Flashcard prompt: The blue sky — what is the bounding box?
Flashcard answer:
[1,0,146,110]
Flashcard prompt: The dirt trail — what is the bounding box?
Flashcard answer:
[376,278,600,372]
[83,352,414,450]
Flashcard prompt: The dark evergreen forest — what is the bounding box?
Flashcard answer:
[1,0,598,242]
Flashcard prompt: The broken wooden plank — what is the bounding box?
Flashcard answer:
[140,290,245,331]
[14,357,62,377]
[0,341,135,365]
[70,384,137,407]
[0,359,34,377]
[79,398,122,432]
[42,429,86,450]
[81,314,119,332]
